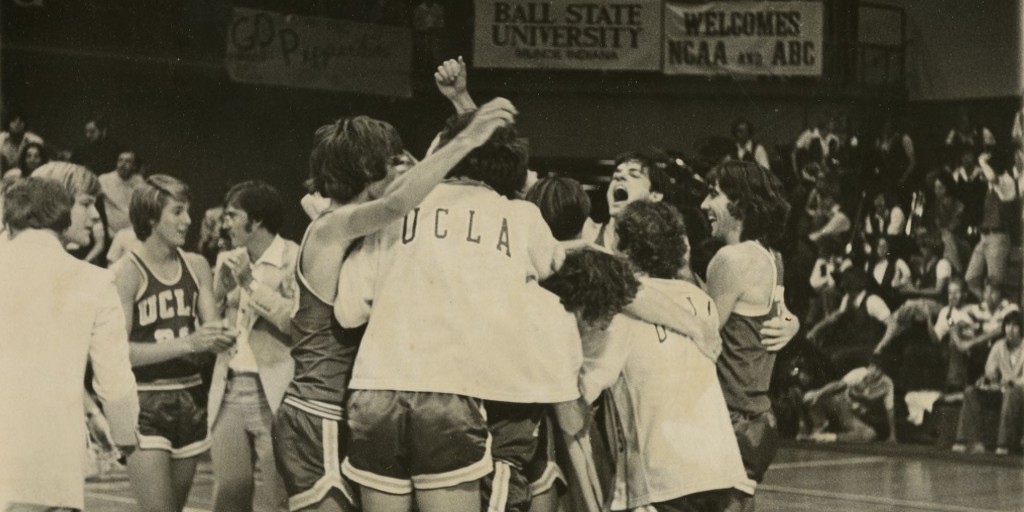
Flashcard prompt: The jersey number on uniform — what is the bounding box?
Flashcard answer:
[154,326,191,343]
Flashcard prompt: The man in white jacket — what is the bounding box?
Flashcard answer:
[0,176,139,511]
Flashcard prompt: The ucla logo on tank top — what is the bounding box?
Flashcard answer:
[128,250,201,384]
[136,288,195,341]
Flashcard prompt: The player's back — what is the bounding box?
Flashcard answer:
[343,181,568,403]
[604,279,744,507]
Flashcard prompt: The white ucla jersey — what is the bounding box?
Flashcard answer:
[336,181,575,403]
[585,279,745,507]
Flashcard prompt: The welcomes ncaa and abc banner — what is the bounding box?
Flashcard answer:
[474,0,662,70]
[664,1,823,76]
[225,8,413,98]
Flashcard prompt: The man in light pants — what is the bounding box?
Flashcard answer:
[210,180,298,512]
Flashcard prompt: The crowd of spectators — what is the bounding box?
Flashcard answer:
[4,97,1023,457]
[751,107,1024,455]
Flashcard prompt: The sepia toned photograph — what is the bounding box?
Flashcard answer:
[1,1,1022,511]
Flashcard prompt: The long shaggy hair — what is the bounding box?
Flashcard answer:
[540,250,639,325]
[2,177,73,233]
[436,112,527,199]
[707,161,789,249]
[525,177,591,241]
[308,116,403,203]
[130,174,191,241]
[32,162,100,198]
[616,201,689,279]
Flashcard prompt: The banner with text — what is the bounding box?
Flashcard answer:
[225,8,412,97]
[664,1,822,76]
[474,0,662,70]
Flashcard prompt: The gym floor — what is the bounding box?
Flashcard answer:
[84,443,1023,512]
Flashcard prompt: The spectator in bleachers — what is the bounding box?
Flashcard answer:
[874,232,952,348]
[0,110,44,172]
[808,266,890,375]
[945,107,996,153]
[873,117,916,195]
[729,117,771,171]
[945,146,986,227]
[3,141,49,179]
[198,206,229,267]
[935,277,972,347]
[872,232,953,390]
[863,191,906,240]
[900,230,953,302]
[801,357,897,444]
[953,311,1024,455]
[948,282,1020,391]
[98,150,144,238]
[870,236,912,307]
[792,116,829,177]
[925,172,968,273]
[964,152,1017,298]
[71,114,124,174]
[807,189,850,244]
[807,235,846,326]
[799,164,828,227]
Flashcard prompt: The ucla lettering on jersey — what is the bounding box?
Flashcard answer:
[128,250,202,384]
[401,207,513,258]
[137,289,194,328]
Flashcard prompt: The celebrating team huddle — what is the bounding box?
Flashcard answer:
[0,59,797,512]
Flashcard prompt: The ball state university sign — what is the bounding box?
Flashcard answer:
[473,0,663,71]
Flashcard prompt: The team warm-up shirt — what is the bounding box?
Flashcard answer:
[128,249,202,387]
[581,278,745,508]
[335,180,572,403]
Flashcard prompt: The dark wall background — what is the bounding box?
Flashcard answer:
[1,0,1020,244]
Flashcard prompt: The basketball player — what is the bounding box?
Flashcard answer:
[273,98,517,512]
[111,174,235,512]
[333,109,569,512]
[581,200,747,511]
[701,161,791,511]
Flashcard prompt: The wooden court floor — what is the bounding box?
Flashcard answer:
[83,444,1024,512]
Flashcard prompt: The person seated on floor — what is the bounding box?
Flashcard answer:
[948,281,1019,391]
[952,311,1024,455]
[808,267,890,375]
[800,356,897,444]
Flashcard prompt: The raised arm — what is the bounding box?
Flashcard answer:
[310,97,517,245]
[435,56,477,115]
